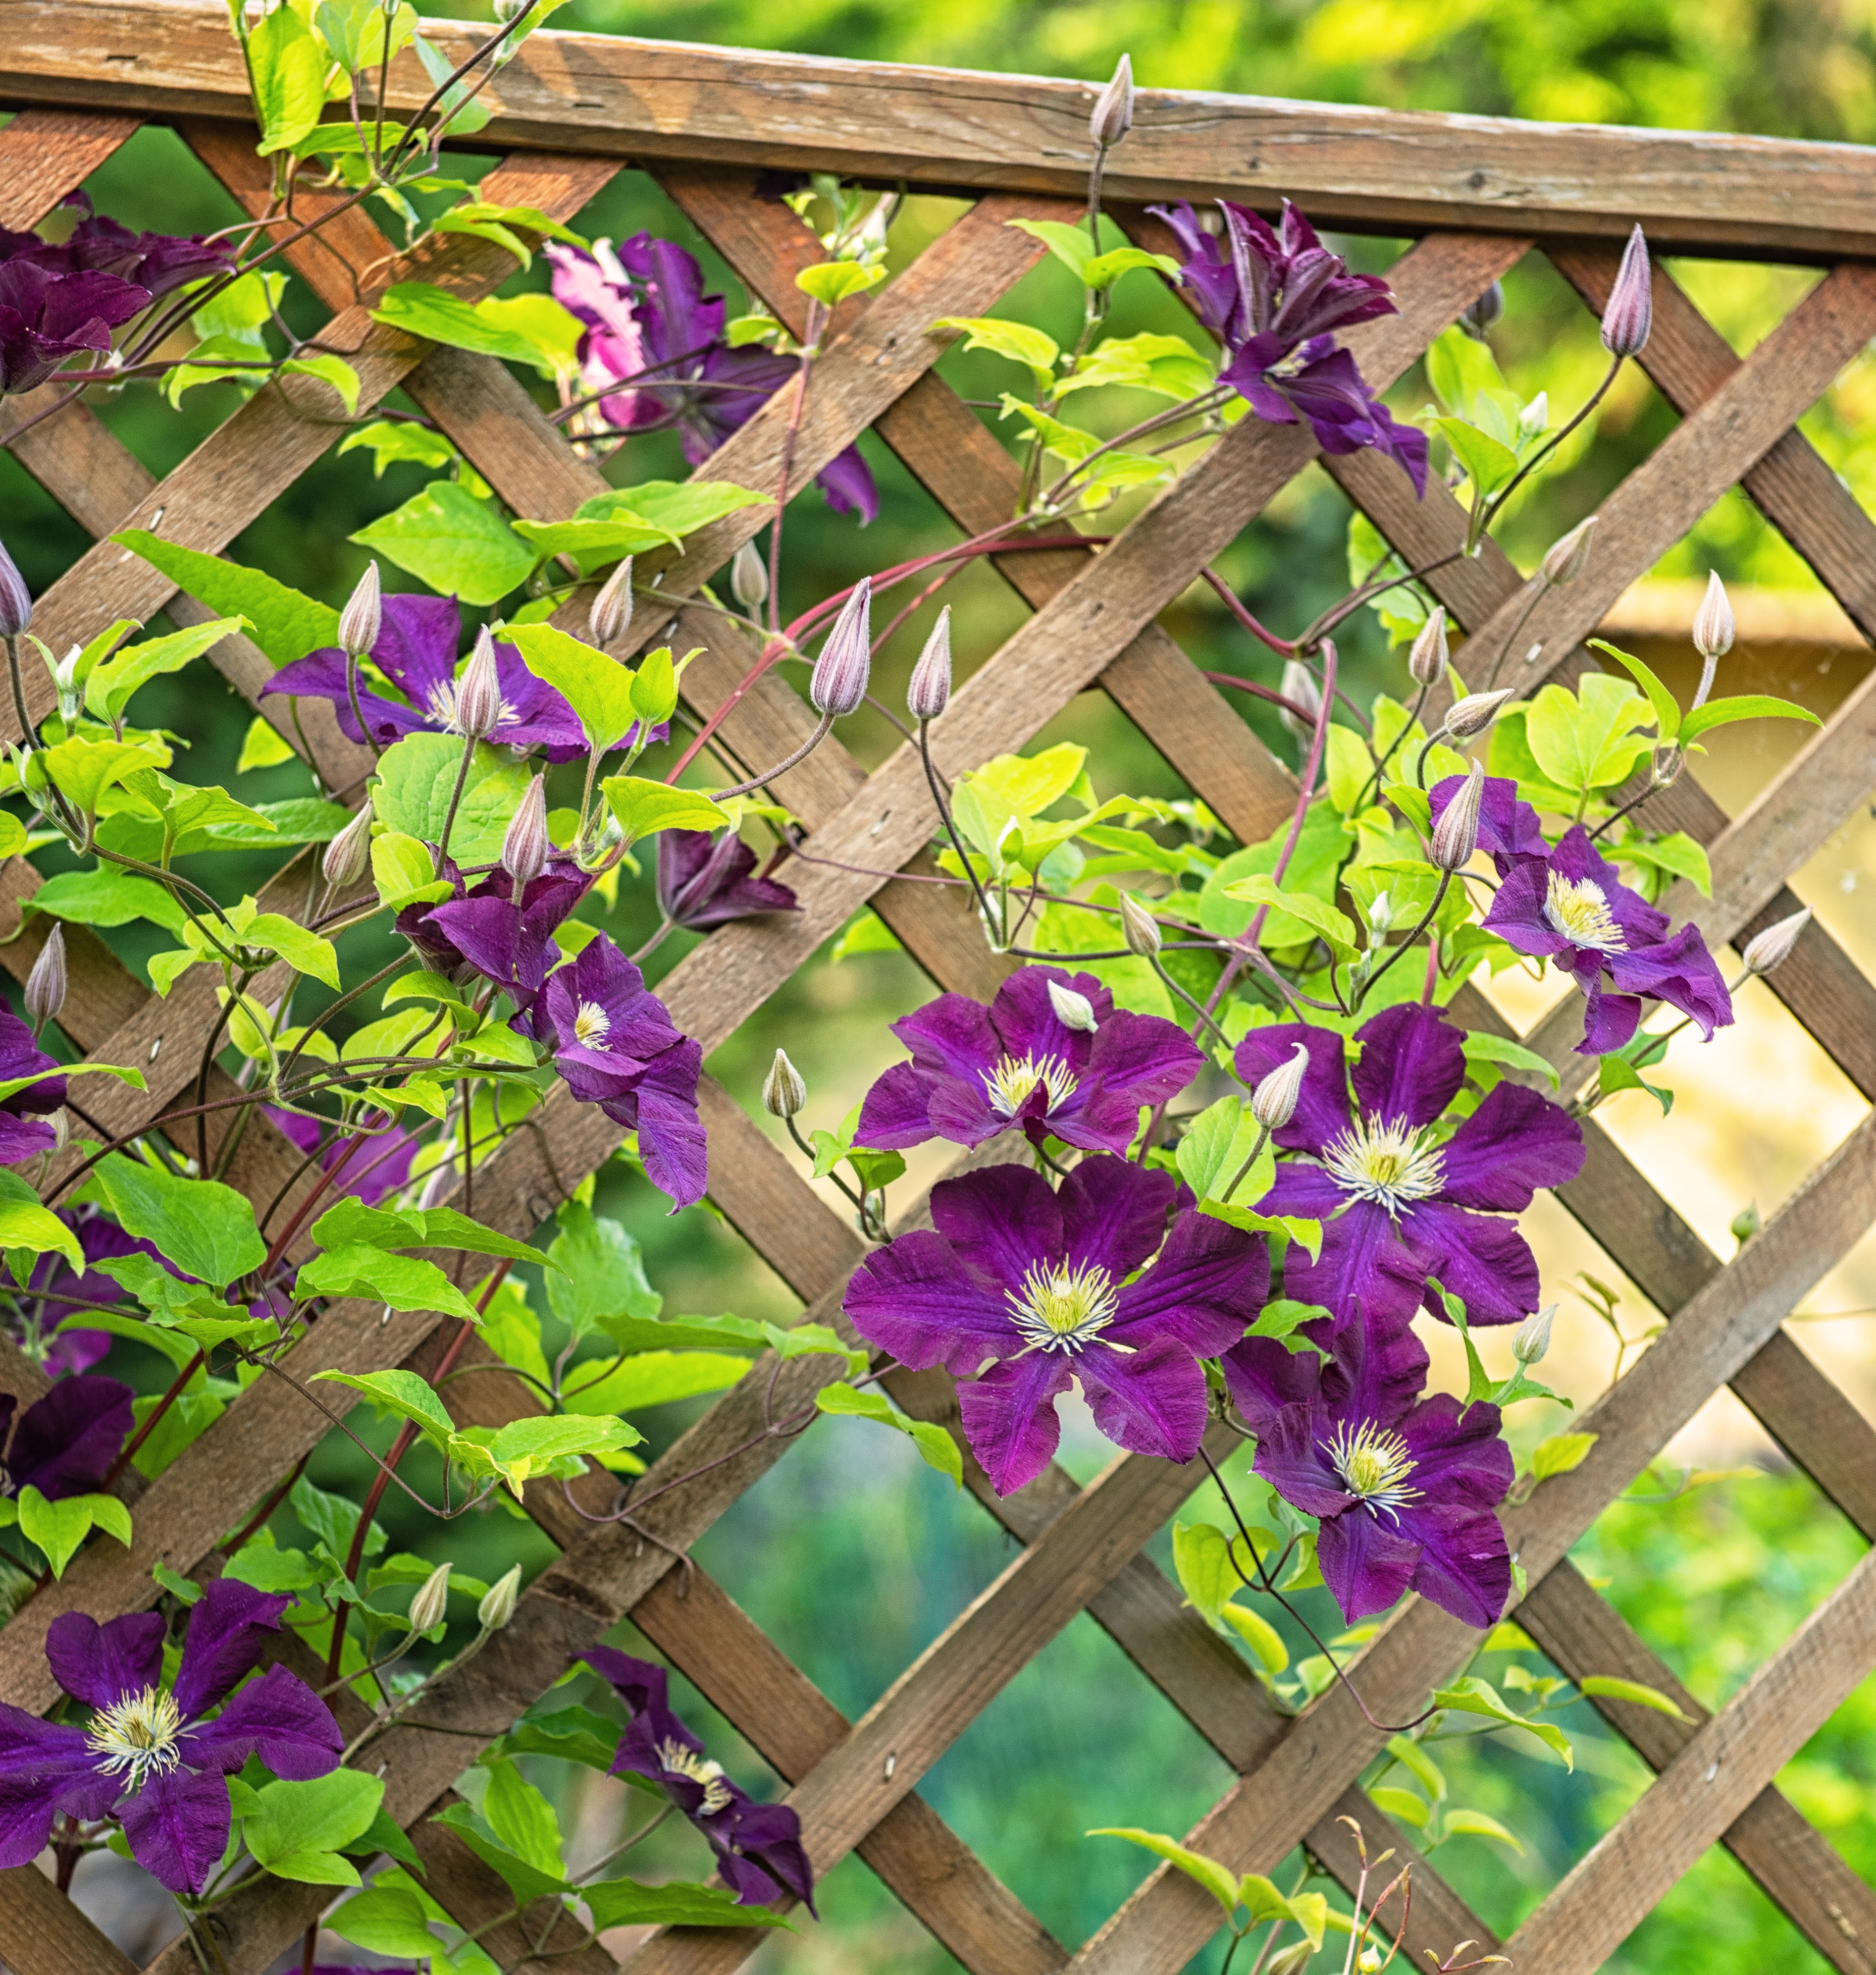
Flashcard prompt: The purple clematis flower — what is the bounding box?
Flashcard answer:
[0,1374,133,1501]
[264,1108,421,1210]
[408,861,594,1028]
[581,1647,814,1910]
[23,1212,181,1377]
[1148,198,1427,493]
[533,934,707,1211]
[262,594,585,759]
[845,1155,1266,1495]
[1479,820,1734,1055]
[1222,1312,1514,1628]
[0,261,150,396]
[0,1005,66,1165]
[547,236,877,522]
[655,829,797,933]
[1234,1006,1584,1328]
[0,195,235,302]
[0,1579,342,1893]
[855,967,1203,1158]
[1429,771,1546,871]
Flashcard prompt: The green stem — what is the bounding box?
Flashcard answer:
[434,731,477,874]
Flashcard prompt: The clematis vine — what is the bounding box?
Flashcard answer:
[844,1156,1266,1494]
[1234,1006,1584,1326]
[17,1213,176,1377]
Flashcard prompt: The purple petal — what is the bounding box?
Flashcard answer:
[1579,986,1643,1054]
[815,442,878,524]
[1398,1393,1514,1510]
[854,1063,941,1150]
[171,1579,292,1719]
[1282,1194,1430,1327]
[1077,1335,1214,1466]
[1607,921,1733,1040]
[843,1229,1015,1375]
[1482,859,1572,959]
[1352,1004,1465,1129]
[368,593,463,707]
[180,1663,341,1779]
[928,1162,1061,1291]
[0,1719,104,1865]
[892,992,1003,1085]
[493,643,586,761]
[260,649,419,751]
[957,1355,1072,1496]
[0,1006,65,1111]
[1316,1506,1423,1625]
[1549,826,1669,948]
[710,1798,814,1909]
[624,1037,707,1212]
[44,1610,164,1712]
[1111,1205,1267,1358]
[1398,1502,1512,1629]
[1432,773,1544,870]
[1402,1199,1540,1326]
[1220,1335,1327,1430]
[0,1114,57,1164]
[1251,1402,1355,1518]
[7,1374,133,1499]
[1057,1155,1177,1284]
[1232,1022,1351,1154]
[1438,1082,1584,1211]
[119,1765,231,1896]
[1084,1010,1205,1109]
[987,968,1110,1069]
[582,1646,671,1718]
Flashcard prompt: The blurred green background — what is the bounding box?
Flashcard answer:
[8,1,1876,1968]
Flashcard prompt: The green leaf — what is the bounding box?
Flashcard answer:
[796,259,885,306]
[308,1197,554,1271]
[243,1771,385,1883]
[763,1320,868,1376]
[1198,800,1353,949]
[1531,1430,1599,1480]
[95,1154,265,1287]
[1597,1052,1674,1115]
[507,623,639,752]
[932,314,1060,390]
[1081,245,1180,291]
[1678,692,1823,743]
[1219,1601,1288,1676]
[1431,1676,1573,1768]
[373,733,531,866]
[1086,1828,1241,1916]
[1366,1784,1430,1829]
[601,775,729,846]
[20,865,185,939]
[498,1703,624,1772]
[17,1488,131,1579]
[280,352,361,415]
[1006,217,1098,278]
[85,618,249,724]
[563,1350,750,1414]
[372,830,453,910]
[40,737,170,815]
[371,281,555,369]
[481,1757,563,1875]
[1461,1031,1559,1090]
[328,1885,440,1958]
[1443,1807,1526,1852]
[1219,874,1357,960]
[1432,417,1520,499]
[1385,1733,1447,1801]
[432,1807,567,1905]
[248,4,327,154]
[299,1248,484,1325]
[1576,1674,1689,1719]
[351,482,535,607]
[1611,830,1711,898]
[313,1367,457,1447]
[433,200,587,270]
[0,1198,82,1271]
[239,912,340,989]
[1589,638,1681,744]
[152,1560,203,1604]
[1197,1200,1322,1261]
[1171,1520,1256,1631]
[1426,323,1512,423]
[112,533,340,667]
[582,1879,793,1931]
[1525,674,1656,794]
[815,1381,963,1488]
[998,395,1100,463]
[545,1203,662,1341]
[581,481,774,540]
[451,1412,643,1497]
[1175,1095,1271,1208]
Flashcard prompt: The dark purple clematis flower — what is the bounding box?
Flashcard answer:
[0,1578,342,1893]
[0,1374,133,1501]
[0,1005,66,1165]
[845,1155,1266,1495]
[0,261,150,396]
[581,1646,814,1911]
[1479,820,1734,1055]
[1148,198,1427,493]
[655,829,797,933]
[533,934,706,1211]
[411,862,593,1028]
[1222,1312,1514,1628]
[546,236,877,522]
[264,1108,421,1209]
[261,594,585,760]
[1430,770,1546,870]
[855,967,1203,1158]
[1235,1006,1584,1328]
[24,1212,182,1378]
[0,196,235,302]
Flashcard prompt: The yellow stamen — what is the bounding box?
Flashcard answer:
[658,1737,733,1814]
[1005,1259,1123,1355]
[1322,1114,1445,1218]
[981,1052,1076,1119]
[85,1686,185,1789]
[1543,869,1626,953]
[1323,1420,1421,1520]
[571,1000,612,1050]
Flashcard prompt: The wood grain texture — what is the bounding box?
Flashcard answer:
[16,5,1876,256]
[0,104,139,231]
[0,1860,139,1975]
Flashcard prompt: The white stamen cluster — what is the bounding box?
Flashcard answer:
[1005,1259,1122,1355]
[659,1738,733,1814]
[85,1686,185,1789]
[1323,1420,1422,1521]
[571,1001,613,1050]
[1323,1114,1445,1218]
[981,1052,1076,1119]
[1543,869,1626,952]
[424,677,517,738]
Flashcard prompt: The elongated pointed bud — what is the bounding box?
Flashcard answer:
[730,540,768,613]
[810,577,872,718]
[478,1563,520,1631]
[0,536,32,639]
[419,1161,456,1209]
[1265,1944,1314,1975]
[1365,888,1395,936]
[1600,224,1653,357]
[1519,390,1548,441]
[589,557,634,649]
[322,804,374,891]
[1444,687,1514,740]
[52,645,82,724]
[1430,759,1485,871]
[1540,515,1597,588]
[1513,1302,1557,1366]
[762,1048,807,1118]
[1742,904,1810,977]
[339,560,382,659]
[1249,1043,1309,1132]
[1047,978,1099,1032]
[1458,280,1504,341]
[408,1560,452,1634]
[907,606,953,721]
[1118,891,1162,956]
[1090,52,1134,149]
[1278,657,1322,739]
[1692,569,1734,662]
[24,925,66,1027]
[1408,606,1448,688]
[502,776,548,892]
[46,1107,69,1153]
[452,625,504,741]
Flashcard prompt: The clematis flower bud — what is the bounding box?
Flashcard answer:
[1266,1945,1315,1975]
[762,1048,807,1118]
[419,1161,456,1210]
[1430,759,1485,871]
[589,557,635,651]
[730,539,768,613]
[408,1561,452,1634]
[1090,52,1134,150]
[1519,391,1548,441]
[339,561,382,659]
[1600,224,1653,357]
[1458,280,1503,340]
[52,645,82,724]
[452,626,504,741]
[1408,606,1448,688]
[1540,515,1597,588]
[23,925,66,1028]
[907,606,952,721]
[1513,1302,1557,1366]
[1742,904,1810,977]
[324,805,374,893]
[478,1563,520,1631]
[46,1107,69,1153]
[0,535,32,638]
[1118,891,1162,956]
[1278,657,1322,740]
[810,577,872,718]
[1047,979,1099,1033]
[503,776,548,894]
[1249,1043,1310,1132]
[1693,568,1734,663]
[1366,888,1395,935]
[1444,687,1514,740]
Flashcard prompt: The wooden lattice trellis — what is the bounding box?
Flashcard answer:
[1,9,1875,1971]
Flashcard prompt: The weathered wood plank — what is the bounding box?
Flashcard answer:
[0,1860,140,1975]
[0,103,139,231]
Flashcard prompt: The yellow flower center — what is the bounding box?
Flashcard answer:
[1006,1259,1123,1355]
[85,1686,185,1789]
[981,1052,1076,1119]
[571,1000,612,1050]
[659,1737,733,1814]
[1323,1114,1445,1218]
[1543,869,1626,952]
[1324,1420,1421,1520]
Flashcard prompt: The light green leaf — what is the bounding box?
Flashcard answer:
[1589,638,1681,744]
[586,481,774,540]
[1087,1828,1241,1916]
[1220,874,1357,959]
[449,1412,641,1497]
[85,618,249,724]
[1171,1520,1255,1631]
[1678,692,1823,743]
[1531,1431,1599,1480]
[95,1154,265,1287]
[1198,799,1353,949]
[1006,217,1097,278]
[243,1771,385,1883]
[1525,674,1656,793]
[1432,416,1520,499]
[480,1757,563,1874]
[1461,1031,1560,1090]
[1611,829,1711,897]
[763,1320,868,1376]
[796,259,885,306]
[433,201,586,271]
[602,775,728,845]
[508,623,639,752]
[545,1202,662,1341]
[1081,246,1180,291]
[1597,1051,1673,1115]
[280,352,361,415]
[1219,1601,1287,1676]
[815,1380,963,1487]
[1443,1807,1526,1852]
[249,4,327,154]
[0,1198,83,1270]
[563,1349,749,1414]
[373,733,531,866]
[239,912,340,989]
[582,1878,793,1931]
[932,314,1060,389]
[301,1248,485,1325]
[313,1366,457,1445]
[1366,1784,1430,1829]
[351,481,535,607]
[17,1488,131,1578]
[328,1885,440,1959]
[20,866,184,940]
[112,533,340,668]
[1576,1674,1689,1719]
[40,737,170,815]
[1432,1676,1572,1768]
